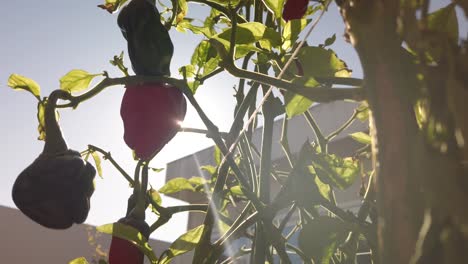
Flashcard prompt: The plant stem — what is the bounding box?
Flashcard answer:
[326,108,359,142]
[87,144,134,184]
[303,110,327,152]
[280,117,294,168]
[210,38,364,102]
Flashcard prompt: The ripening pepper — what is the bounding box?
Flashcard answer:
[108,217,150,264]
[120,83,187,160]
[12,90,96,229]
[282,0,309,21]
[117,0,174,76]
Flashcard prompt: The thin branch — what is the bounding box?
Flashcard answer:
[87,144,134,185]
[180,127,229,138]
[303,110,327,152]
[196,67,224,84]
[209,39,364,102]
[326,108,359,142]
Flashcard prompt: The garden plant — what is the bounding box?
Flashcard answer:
[7,0,468,263]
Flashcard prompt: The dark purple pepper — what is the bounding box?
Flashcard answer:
[117,0,174,76]
[12,90,96,229]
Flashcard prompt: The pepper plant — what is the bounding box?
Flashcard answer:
[7,0,468,263]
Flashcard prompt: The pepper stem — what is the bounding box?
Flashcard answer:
[43,90,73,155]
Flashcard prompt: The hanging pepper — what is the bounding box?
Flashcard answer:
[108,217,150,264]
[282,0,309,21]
[117,0,174,76]
[12,90,96,229]
[120,83,186,160]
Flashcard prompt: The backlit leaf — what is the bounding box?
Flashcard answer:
[36,100,46,141]
[350,132,372,145]
[262,0,285,18]
[97,223,158,263]
[285,77,319,118]
[293,46,351,78]
[69,257,90,264]
[159,225,204,264]
[213,22,281,51]
[91,151,103,178]
[282,19,308,50]
[149,188,162,206]
[159,177,195,194]
[311,151,359,190]
[60,70,102,93]
[8,74,41,99]
[299,217,350,264]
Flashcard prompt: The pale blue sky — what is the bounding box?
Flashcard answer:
[1,0,463,242]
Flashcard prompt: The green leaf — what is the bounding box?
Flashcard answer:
[213,22,281,51]
[176,19,213,37]
[323,34,336,47]
[229,185,243,196]
[285,77,319,118]
[350,132,371,145]
[176,0,188,23]
[299,217,350,264]
[69,257,90,264]
[97,223,158,263]
[149,188,162,206]
[159,177,195,194]
[59,70,102,93]
[159,225,204,264]
[36,100,46,141]
[285,93,313,118]
[274,142,327,209]
[7,74,41,99]
[356,102,370,122]
[293,46,351,78]
[282,19,308,51]
[187,40,220,93]
[262,0,285,18]
[151,167,165,173]
[200,165,217,176]
[214,146,222,165]
[315,176,331,202]
[311,151,359,190]
[91,151,103,178]
[188,176,208,186]
[427,3,458,41]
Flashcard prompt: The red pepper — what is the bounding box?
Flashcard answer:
[108,217,150,264]
[282,0,309,21]
[120,83,187,160]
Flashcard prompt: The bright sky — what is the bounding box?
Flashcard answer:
[0,0,463,242]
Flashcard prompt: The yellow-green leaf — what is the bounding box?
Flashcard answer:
[8,74,41,99]
[91,151,103,178]
[262,0,285,18]
[315,176,331,201]
[149,188,162,206]
[285,77,319,118]
[36,100,46,141]
[60,70,101,93]
[159,225,204,264]
[97,223,158,263]
[159,177,195,194]
[282,19,308,51]
[69,257,90,264]
[350,132,372,145]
